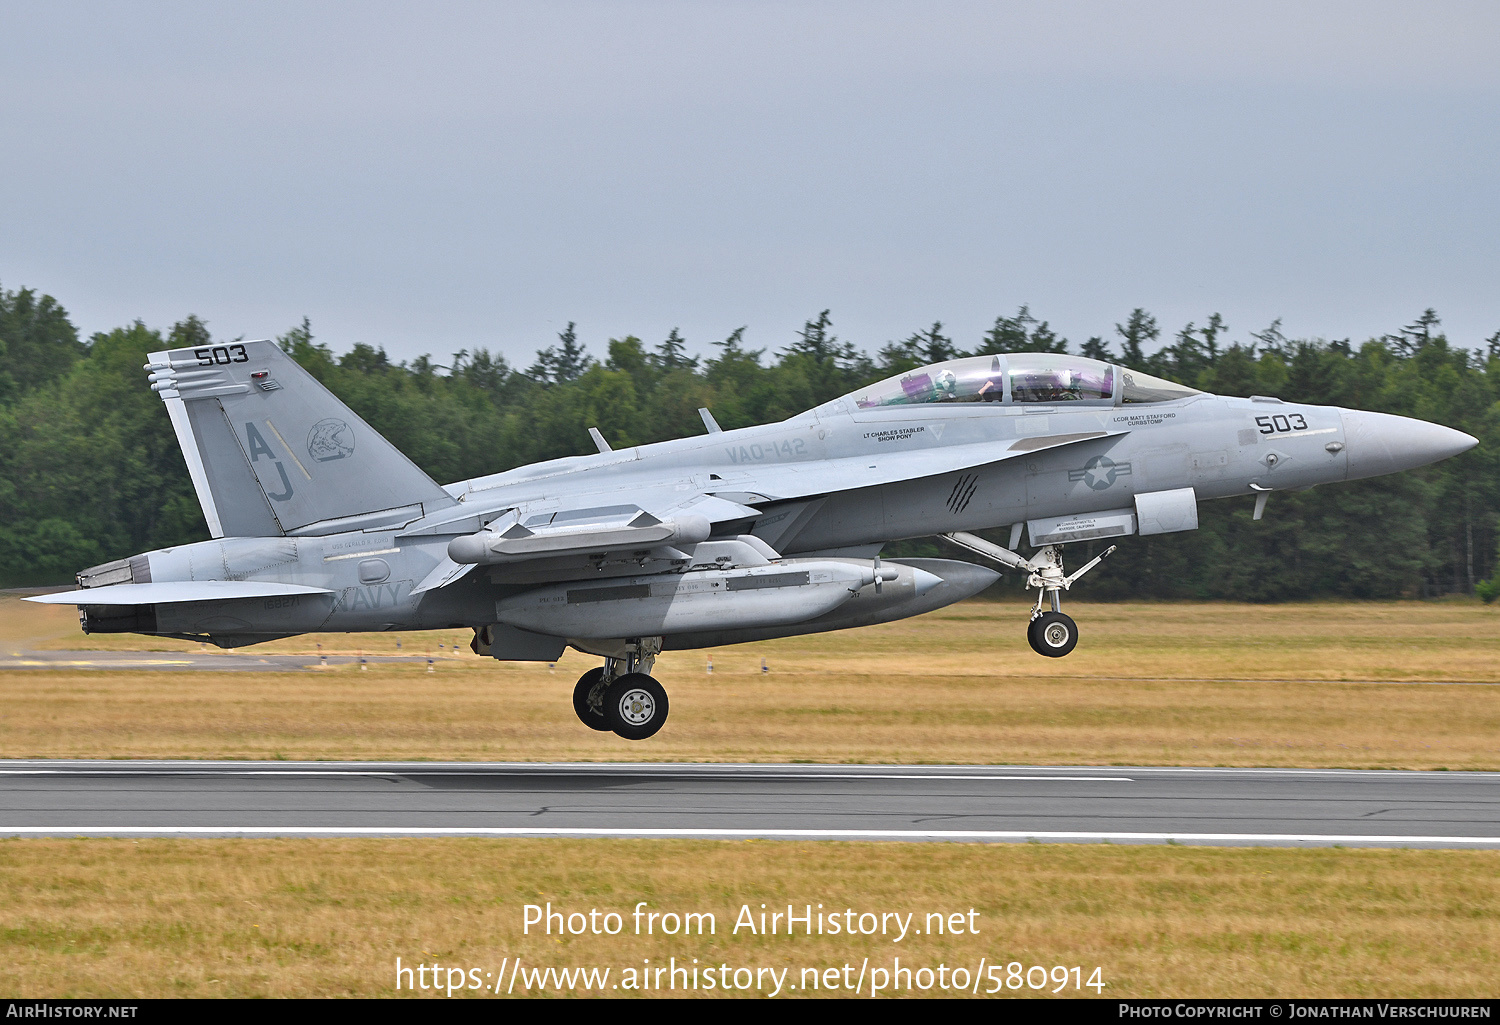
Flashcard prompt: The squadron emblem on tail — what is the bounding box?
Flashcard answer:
[307,418,355,462]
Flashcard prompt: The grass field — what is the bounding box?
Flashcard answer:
[2,838,1496,998]
[17,591,1500,684]
[4,596,1499,998]
[3,595,1499,767]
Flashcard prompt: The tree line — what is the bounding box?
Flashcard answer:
[2,281,1497,601]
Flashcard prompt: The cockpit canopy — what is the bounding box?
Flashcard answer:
[845,353,1199,409]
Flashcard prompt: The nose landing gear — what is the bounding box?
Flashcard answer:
[572,637,669,739]
[1028,611,1078,657]
[944,532,1115,658]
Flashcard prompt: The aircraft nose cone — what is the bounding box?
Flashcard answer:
[1340,410,1477,480]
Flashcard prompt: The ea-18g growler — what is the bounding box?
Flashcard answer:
[30,340,1476,739]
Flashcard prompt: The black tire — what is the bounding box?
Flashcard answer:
[1027,611,1078,657]
[572,667,612,731]
[603,673,670,740]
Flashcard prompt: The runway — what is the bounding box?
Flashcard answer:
[2,761,1497,847]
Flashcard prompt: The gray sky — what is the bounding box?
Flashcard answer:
[3,0,1498,365]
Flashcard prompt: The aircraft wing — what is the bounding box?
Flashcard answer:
[25,582,335,605]
[424,432,1122,586]
[420,492,764,587]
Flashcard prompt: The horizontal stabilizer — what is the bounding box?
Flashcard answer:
[25,581,334,606]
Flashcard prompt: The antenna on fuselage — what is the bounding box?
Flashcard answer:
[698,407,722,434]
[588,427,613,454]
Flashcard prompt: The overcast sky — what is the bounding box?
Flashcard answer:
[2,1,1498,366]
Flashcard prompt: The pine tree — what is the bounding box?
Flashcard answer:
[980,306,1035,353]
[528,321,590,383]
[1114,309,1158,368]
[1026,320,1069,354]
[789,310,838,361]
[715,326,752,360]
[1394,308,1442,357]
[653,328,698,371]
[909,321,955,363]
[978,306,1068,355]
[1250,318,1287,358]
[1080,336,1115,361]
[1200,313,1227,364]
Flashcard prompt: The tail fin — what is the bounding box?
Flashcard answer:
[146,339,456,537]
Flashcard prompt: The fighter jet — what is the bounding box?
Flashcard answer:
[29,340,1477,739]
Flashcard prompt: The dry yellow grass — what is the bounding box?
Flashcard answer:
[4,662,1500,768]
[16,593,1500,684]
[5,598,1499,999]
[1,838,1495,998]
[4,595,1500,766]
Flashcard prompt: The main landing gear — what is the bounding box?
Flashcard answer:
[944,532,1115,658]
[572,637,669,740]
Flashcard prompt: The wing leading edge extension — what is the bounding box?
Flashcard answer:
[717,429,1130,503]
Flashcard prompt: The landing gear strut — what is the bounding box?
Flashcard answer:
[573,637,669,739]
[944,532,1115,658]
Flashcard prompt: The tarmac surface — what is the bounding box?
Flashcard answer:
[1,761,1497,846]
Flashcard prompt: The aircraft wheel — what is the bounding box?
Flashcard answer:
[603,673,669,740]
[572,668,612,731]
[1027,611,1078,657]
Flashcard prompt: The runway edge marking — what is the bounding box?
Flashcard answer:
[2,826,1497,845]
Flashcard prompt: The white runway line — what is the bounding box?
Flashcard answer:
[3,759,1500,779]
[2,761,1497,784]
[1,826,1496,844]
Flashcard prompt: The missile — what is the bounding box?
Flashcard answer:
[448,511,712,565]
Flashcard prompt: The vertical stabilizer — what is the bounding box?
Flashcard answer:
[146,339,456,537]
